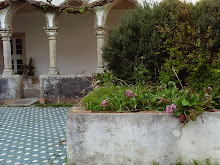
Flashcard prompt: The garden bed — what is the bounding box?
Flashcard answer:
[67,107,220,165]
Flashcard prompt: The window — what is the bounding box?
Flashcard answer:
[10,33,26,75]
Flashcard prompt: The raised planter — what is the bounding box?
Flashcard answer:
[67,108,220,165]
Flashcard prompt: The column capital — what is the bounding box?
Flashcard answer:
[0,28,12,39]
[95,26,106,36]
[44,27,58,38]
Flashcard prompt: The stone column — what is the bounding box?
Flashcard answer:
[95,27,106,73]
[0,29,14,76]
[45,27,59,75]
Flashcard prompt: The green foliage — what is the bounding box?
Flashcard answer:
[173,87,204,122]
[79,6,86,14]
[42,5,48,11]
[103,3,164,84]
[23,57,36,77]
[192,159,219,165]
[157,1,220,91]
[103,0,197,84]
[193,0,220,52]
[133,57,152,85]
[64,157,75,165]
[82,84,151,112]
[103,0,219,91]
[83,73,219,122]
[35,103,73,107]
[86,0,220,123]
[93,70,118,86]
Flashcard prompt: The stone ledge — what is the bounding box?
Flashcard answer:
[40,74,92,79]
[67,109,220,165]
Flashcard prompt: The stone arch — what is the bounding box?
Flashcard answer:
[100,0,141,27]
[1,3,26,29]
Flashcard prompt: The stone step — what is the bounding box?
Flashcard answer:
[8,98,39,107]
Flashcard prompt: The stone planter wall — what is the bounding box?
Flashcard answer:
[0,75,23,99]
[67,109,220,165]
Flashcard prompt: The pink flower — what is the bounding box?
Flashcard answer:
[158,97,168,103]
[208,87,212,91]
[101,99,108,109]
[90,79,95,88]
[133,93,137,97]
[125,90,134,98]
[171,103,177,109]
[166,103,177,114]
[205,93,209,97]
[166,105,173,114]
[90,83,95,88]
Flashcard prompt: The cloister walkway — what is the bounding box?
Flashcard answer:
[0,107,71,165]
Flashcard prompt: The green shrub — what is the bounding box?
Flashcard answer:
[103,0,219,90]
[103,4,156,84]
[103,0,186,84]
[157,1,220,91]
[193,0,220,52]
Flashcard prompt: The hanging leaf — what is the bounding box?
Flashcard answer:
[173,109,182,117]
[130,97,136,107]
[79,6,86,14]
[182,99,191,106]
[189,95,198,106]
[121,102,127,107]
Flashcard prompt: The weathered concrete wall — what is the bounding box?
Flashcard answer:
[67,111,220,165]
[40,75,91,99]
[0,75,23,99]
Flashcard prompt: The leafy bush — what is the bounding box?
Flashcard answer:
[157,1,220,91]
[103,4,156,84]
[103,0,219,90]
[103,0,185,84]
[193,0,220,52]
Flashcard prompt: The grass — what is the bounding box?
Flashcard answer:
[153,159,219,165]
[64,157,75,165]
[34,103,73,107]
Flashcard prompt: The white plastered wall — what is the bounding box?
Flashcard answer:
[12,11,49,77]
[9,9,129,76]
[57,11,97,75]
[11,11,98,77]
[0,6,137,89]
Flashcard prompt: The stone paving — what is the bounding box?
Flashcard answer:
[0,107,72,165]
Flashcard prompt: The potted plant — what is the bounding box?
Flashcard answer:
[23,57,36,78]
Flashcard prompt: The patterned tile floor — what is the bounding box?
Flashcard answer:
[0,107,72,165]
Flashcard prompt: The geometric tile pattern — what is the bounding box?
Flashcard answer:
[0,107,72,165]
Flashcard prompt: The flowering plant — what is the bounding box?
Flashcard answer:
[82,75,219,123]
